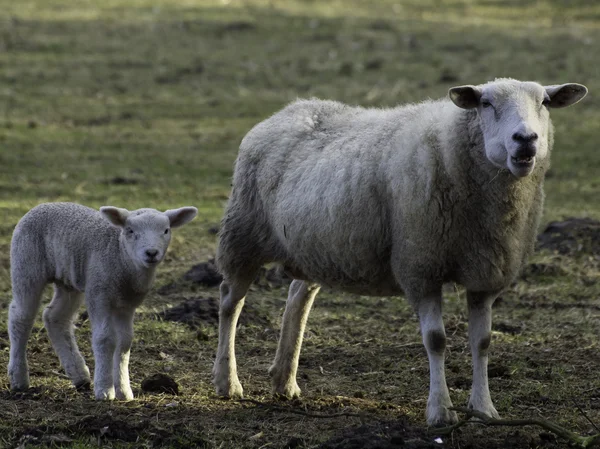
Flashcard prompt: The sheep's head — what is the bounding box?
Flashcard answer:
[100,206,198,268]
[449,78,587,178]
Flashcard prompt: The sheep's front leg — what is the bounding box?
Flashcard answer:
[467,291,500,418]
[270,280,320,398]
[213,279,252,398]
[112,308,135,401]
[416,293,457,426]
[87,300,116,400]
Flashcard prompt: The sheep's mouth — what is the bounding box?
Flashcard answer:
[510,155,535,167]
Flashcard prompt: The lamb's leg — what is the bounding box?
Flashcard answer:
[43,285,91,389]
[8,281,45,391]
[87,299,116,400]
[467,290,500,418]
[112,308,135,401]
[417,294,457,426]
[270,280,320,398]
[213,278,253,398]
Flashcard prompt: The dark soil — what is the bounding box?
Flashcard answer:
[536,217,600,255]
[154,296,271,328]
[158,260,292,294]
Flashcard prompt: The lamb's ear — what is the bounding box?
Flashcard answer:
[100,206,130,228]
[448,85,482,109]
[544,83,588,108]
[165,207,198,228]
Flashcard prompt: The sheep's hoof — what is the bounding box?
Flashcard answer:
[272,382,301,400]
[467,400,500,420]
[94,387,116,401]
[426,406,458,427]
[214,379,244,399]
[116,389,134,401]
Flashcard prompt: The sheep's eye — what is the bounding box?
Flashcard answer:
[542,97,550,107]
[164,228,170,235]
[481,100,492,108]
[126,228,134,234]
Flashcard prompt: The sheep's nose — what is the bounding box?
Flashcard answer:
[512,132,538,144]
[145,249,158,258]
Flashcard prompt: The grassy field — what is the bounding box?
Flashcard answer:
[0,0,599,447]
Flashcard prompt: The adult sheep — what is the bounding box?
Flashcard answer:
[213,79,587,425]
[8,202,197,400]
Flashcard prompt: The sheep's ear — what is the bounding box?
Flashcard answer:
[449,85,482,109]
[544,83,588,108]
[165,207,198,228]
[100,206,130,228]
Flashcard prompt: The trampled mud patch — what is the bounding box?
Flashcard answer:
[315,418,437,449]
[536,217,600,255]
[316,419,570,449]
[155,296,271,328]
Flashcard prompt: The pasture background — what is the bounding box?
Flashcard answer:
[0,0,599,447]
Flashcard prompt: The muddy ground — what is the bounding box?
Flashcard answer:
[0,219,598,448]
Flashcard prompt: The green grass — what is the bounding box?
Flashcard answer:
[0,0,599,448]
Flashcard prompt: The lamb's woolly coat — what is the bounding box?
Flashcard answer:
[8,202,197,401]
[218,98,548,297]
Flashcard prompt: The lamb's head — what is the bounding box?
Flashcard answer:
[449,78,587,177]
[100,206,198,268]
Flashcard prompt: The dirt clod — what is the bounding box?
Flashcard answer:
[183,260,223,287]
[141,373,180,395]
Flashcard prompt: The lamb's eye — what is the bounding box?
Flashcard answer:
[126,228,134,235]
[164,228,170,235]
[542,97,550,107]
[481,100,492,108]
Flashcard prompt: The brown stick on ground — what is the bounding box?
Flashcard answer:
[429,407,600,448]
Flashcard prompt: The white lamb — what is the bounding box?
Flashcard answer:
[8,202,197,400]
[213,79,587,426]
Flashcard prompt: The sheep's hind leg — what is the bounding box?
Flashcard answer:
[43,284,91,390]
[8,281,46,391]
[467,290,500,419]
[213,276,254,398]
[270,280,320,399]
[112,308,135,401]
[415,291,458,426]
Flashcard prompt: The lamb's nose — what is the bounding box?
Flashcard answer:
[145,249,158,258]
[512,132,538,144]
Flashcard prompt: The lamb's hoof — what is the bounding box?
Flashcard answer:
[426,406,458,427]
[10,383,30,392]
[8,366,30,391]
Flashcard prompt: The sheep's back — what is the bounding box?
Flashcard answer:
[231,100,426,291]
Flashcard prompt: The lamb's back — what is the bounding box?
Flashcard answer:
[11,203,119,291]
